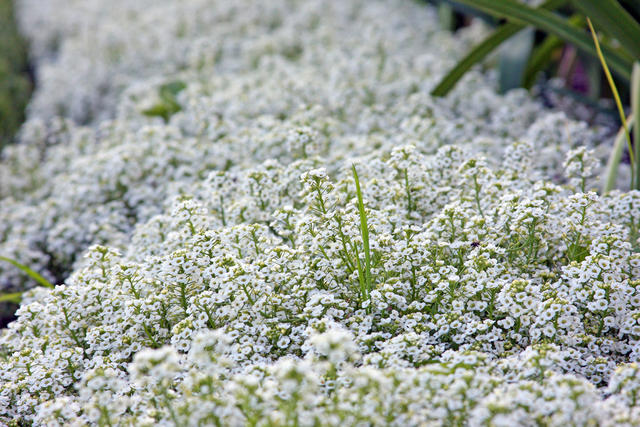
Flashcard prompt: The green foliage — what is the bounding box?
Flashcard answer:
[429,0,640,192]
[352,165,373,306]
[141,80,187,122]
[431,0,636,98]
[601,114,634,193]
[587,18,635,189]
[0,0,33,150]
[0,255,54,304]
[633,63,640,189]
[571,0,640,60]
[430,0,566,97]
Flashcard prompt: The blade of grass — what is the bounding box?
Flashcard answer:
[0,255,54,289]
[570,0,640,59]
[352,165,372,301]
[602,114,634,193]
[0,292,23,304]
[353,244,367,304]
[431,0,566,96]
[633,63,640,189]
[453,0,633,80]
[587,17,635,186]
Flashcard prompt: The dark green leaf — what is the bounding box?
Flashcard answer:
[570,0,640,59]
[431,0,566,97]
[453,0,633,80]
[633,63,640,189]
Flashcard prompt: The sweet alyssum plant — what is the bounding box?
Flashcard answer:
[1,0,640,425]
[3,145,640,425]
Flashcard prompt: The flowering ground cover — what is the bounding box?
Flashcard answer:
[1,0,640,425]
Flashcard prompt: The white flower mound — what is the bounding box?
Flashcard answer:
[1,0,640,425]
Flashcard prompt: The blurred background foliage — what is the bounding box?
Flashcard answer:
[428,0,639,98]
[0,0,33,152]
[426,0,640,190]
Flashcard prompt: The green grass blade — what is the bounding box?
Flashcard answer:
[431,0,566,97]
[633,62,640,189]
[352,165,372,299]
[453,0,633,81]
[0,292,23,304]
[587,18,635,177]
[602,114,634,193]
[0,256,54,289]
[570,0,640,59]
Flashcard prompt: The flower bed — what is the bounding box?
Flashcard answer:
[1,0,639,425]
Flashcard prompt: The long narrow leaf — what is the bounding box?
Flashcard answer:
[587,18,635,172]
[633,63,640,189]
[352,165,372,300]
[602,115,634,193]
[453,0,633,80]
[570,0,640,59]
[0,256,54,289]
[431,0,566,96]
[0,292,23,304]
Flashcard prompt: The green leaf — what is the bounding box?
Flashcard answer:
[453,0,633,80]
[142,80,186,123]
[588,17,635,185]
[0,256,54,289]
[499,27,534,92]
[142,103,177,122]
[431,0,566,97]
[633,63,640,189]
[0,292,23,304]
[570,0,640,59]
[159,80,187,99]
[352,165,372,303]
[601,114,634,193]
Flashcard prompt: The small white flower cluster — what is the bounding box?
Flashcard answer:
[1,0,638,425]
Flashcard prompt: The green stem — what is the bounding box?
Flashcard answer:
[352,165,373,299]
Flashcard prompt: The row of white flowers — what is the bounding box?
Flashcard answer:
[1,0,638,425]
